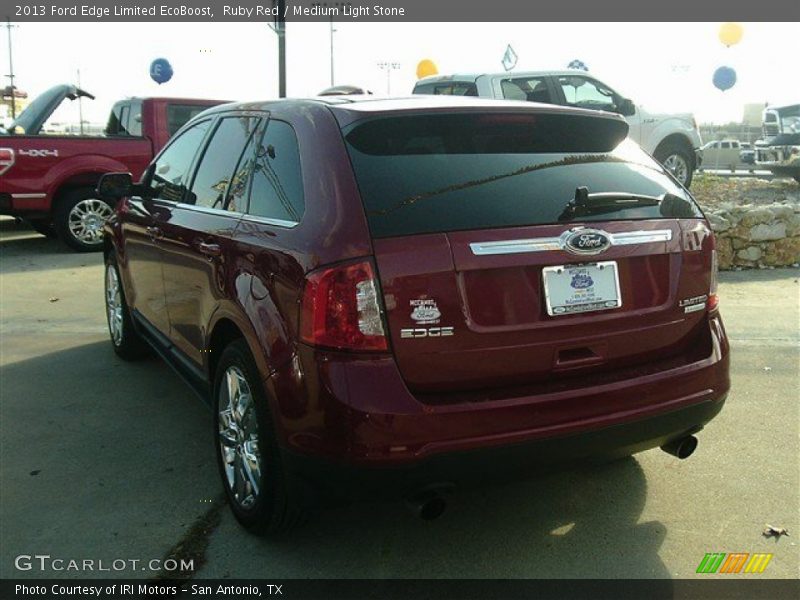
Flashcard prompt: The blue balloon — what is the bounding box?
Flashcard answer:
[712,66,736,92]
[150,58,173,85]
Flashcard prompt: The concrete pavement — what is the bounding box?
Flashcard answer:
[1,218,797,580]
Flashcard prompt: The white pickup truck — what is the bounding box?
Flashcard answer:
[413,71,704,187]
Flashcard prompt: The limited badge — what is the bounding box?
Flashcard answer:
[410,298,441,324]
[679,294,708,313]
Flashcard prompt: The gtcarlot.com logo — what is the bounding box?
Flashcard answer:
[696,552,773,574]
[14,554,194,573]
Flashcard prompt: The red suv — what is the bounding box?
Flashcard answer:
[99,96,729,534]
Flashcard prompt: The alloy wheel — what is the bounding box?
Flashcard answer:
[105,264,124,347]
[663,153,689,185]
[218,366,262,509]
[68,198,113,245]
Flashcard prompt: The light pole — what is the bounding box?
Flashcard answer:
[4,18,17,119]
[377,61,400,95]
[269,0,286,98]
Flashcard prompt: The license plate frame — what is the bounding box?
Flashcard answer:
[542,261,622,316]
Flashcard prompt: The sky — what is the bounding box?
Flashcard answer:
[2,21,798,125]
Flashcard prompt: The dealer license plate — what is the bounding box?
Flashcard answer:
[543,261,622,316]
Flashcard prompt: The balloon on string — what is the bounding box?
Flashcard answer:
[718,22,744,47]
[150,58,173,85]
[712,66,737,91]
[416,59,438,79]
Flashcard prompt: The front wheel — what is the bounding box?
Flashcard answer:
[655,143,694,188]
[54,187,115,252]
[104,255,150,360]
[214,340,303,535]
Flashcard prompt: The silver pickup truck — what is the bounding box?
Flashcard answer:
[413,71,704,187]
[755,104,800,183]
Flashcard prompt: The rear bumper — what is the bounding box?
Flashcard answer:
[267,313,730,499]
[282,395,725,502]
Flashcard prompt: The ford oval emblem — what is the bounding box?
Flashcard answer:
[563,229,611,255]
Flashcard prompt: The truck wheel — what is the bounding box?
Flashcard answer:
[27,219,57,238]
[104,253,150,360]
[214,339,303,535]
[54,187,115,252]
[655,142,694,188]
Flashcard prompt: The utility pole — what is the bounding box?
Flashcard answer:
[4,18,17,119]
[377,61,400,95]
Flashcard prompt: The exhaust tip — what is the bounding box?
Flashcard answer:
[419,495,447,521]
[661,435,698,459]
[405,491,447,520]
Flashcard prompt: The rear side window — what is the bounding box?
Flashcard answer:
[558,76,620,113]
[167,104,211,137]
[148,120,211,202]
[501,77,552,104]
[246,120,305,224]
[413,82,478,96]
[189,116,260,209]
[344,113,701,238]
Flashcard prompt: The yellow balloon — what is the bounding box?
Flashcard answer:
[719,22,744,47]
[416,59,438,80]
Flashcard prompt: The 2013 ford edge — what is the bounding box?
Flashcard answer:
[99,96,729,534]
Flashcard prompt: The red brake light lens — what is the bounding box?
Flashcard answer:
[300,260,388,352]
[707,249,719,311]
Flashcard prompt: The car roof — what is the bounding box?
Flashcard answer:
[198,94,624,128]
[415,70,593,84]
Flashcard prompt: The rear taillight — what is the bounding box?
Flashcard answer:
[300,259,388,352]
[707,249,719,311]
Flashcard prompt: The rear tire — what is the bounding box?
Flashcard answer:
[54,187,115,252]
[214,339,303,535]
[104,254,150,360]
[654,141,695,188]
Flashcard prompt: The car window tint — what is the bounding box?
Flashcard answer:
[344,113,701,238]
[166,104,211,137]
[501,77,551,104]
[149,120,211,202]
[225,123,261,213]
[558,76,617,112]
[414,82,478,96]
[189,116,260,210]
[246,120,305,224]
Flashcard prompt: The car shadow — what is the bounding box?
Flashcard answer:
[0,336,672,581]
[238,457,671,580]
[0,340,220,579]
[0,217,103,273]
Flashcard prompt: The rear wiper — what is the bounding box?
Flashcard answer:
[558,187,691,221]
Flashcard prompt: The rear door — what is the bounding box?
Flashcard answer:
[342,111,713,395]
[158,113,262,366]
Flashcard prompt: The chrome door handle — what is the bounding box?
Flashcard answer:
[197,241,222,258]
[146,226,162,240]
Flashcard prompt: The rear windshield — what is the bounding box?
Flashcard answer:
[343,113,701,238]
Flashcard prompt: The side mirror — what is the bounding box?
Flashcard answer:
[618,98,636,117]
[96,172,133,200]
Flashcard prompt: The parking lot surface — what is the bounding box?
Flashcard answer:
[1,217,797,579]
